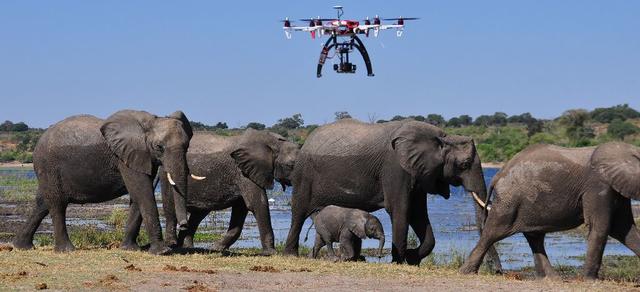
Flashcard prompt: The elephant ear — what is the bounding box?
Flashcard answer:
[391,122,444,177]
[591,143,640,200]
[230,137,275,189]
[167,110,193,139]
[349,216,367,239]
[100,111,153,175]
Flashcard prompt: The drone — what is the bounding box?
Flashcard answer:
[282,6,418,78]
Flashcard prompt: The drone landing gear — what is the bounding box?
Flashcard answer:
[317,35,374,78]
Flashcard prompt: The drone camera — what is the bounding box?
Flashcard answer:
[334,62,356,73]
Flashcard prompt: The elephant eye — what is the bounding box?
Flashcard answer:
[153,143,164,153]
[459,160,471,170]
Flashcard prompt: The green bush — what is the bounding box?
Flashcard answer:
[608,119,640,139]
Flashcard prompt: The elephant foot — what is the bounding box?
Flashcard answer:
[54,242,76,253]
[328,255,340,262]
[209,242,227,252]
[283,248,298,257]
[120,241,141,251]
[182,238,195,249]
[12,239,35,250]
[260,247,277,256]
[405,249,421,266]
[148,243,172,255]
[164,238,178,249]
[458,263,479,275]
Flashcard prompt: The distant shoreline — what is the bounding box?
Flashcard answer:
[481,162,504,168]
[0,162,33,169]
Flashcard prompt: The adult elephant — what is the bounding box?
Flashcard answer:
[460,142,640,279]
[283,119,493,264]
[124,129,299,255]
[13,110,203,254]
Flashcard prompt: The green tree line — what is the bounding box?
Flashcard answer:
[2,104,639,164]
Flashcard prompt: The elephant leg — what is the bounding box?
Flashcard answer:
[407,193,434,265]
[284,182,311,256]
[13,195,49,250]
[353,237,363,260]
[459,213,512,274]
[120,167,169,255]
[523,232,557,278]
[178,209,208,249]
[50,201,74,252]
[582,189,615,279]
[121,201,143,250]
[339,231,357,261]
[246,190,276,255]
[211,202,248,252]
[609,198,640,256]
[325,241,338,261]
[311,233,325,258]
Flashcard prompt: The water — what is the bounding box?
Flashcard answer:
[1,168,636,270]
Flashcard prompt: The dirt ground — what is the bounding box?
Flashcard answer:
[0,247,638,291]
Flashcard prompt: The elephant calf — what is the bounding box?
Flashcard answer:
[309,205,385,261]
[460,142,640,279]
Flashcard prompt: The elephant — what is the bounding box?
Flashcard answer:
[12,110,203,254]
[308,205,385,261]
[459,142,640,279]
[124,128,299,255]
[283,118,497,265]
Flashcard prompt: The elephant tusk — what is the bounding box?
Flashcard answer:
[190,174,206,180]
[167,173,176,186]
[470,191,491,211]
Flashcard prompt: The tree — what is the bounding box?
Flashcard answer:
[459,115,473,126]
[390,115,406,121]
[492,112,508,126]
[12,122,28,132]
[426,114,445,126]
[559,109,594,144]
[591,104,640,123]
[275,113,304,129]
[0,120,14,131]
[608,119,640,139]
[334,111,352,121]
[214,122,228,129]
[447,117,462,128]
[411,115,426,122]
[245,122,266,130]
[474,115,492,126]
[190,121,214,131]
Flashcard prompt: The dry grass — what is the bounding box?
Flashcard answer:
[0,247,638,291]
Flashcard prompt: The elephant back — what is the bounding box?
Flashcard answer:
[302,119,398,156]
[36,115,105,150]
[187,132,240,155]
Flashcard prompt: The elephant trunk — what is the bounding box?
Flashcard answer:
[162,149,190,231]
[461,149,503,272]
[376,232,385,258]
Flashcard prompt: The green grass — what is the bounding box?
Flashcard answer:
[0,175,38,202]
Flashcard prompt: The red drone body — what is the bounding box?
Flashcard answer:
[282,6,418,78]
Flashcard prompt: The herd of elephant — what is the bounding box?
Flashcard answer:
[10,109,640,280]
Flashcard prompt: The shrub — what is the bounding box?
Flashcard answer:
[607,119,639,139]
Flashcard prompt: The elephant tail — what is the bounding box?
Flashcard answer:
[303,221,315,243]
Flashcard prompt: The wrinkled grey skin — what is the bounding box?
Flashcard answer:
[12,110,194,255]
[283,119,495,265]
[460,142,640,279]
[124,129,299,255]
[309,205,385,261]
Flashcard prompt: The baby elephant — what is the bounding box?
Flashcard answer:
[309,205,385,261]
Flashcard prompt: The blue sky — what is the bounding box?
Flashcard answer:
[1,1,638,128]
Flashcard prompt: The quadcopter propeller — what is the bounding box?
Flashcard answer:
[299,18,336,22]
[382,17,420,21]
